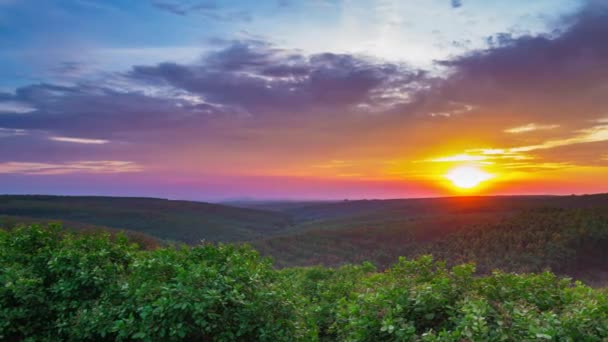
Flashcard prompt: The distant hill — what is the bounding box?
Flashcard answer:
[221,200,340,212]
[0,195,292,243]
[279,194,608,222]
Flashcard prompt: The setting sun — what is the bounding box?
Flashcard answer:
[445,166,494,189]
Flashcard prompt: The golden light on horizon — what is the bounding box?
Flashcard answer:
[445,165,494,189]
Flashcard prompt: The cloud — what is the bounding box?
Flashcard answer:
[427,1,608,125]
[426,154,488,163]
[0,101,36,114]
[0,127,26,137]
[429,103,474,117]
[128,40,424,114]
[0,41,428,174]
[0,83,219,138]
[312,160,355,169]
[49,136,110,144]
[151,1,251,21]
[152,0,216,16]
[49,61,89,78]
[510,124,608,153]
[394,0,608,174]
[0,161,142,175]
[445,123,608,169]
[0,40,424,143]
[504,123,560,134]
[451,0,462,9]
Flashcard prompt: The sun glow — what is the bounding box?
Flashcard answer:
[445,166,494,189]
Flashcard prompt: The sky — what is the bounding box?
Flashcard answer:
[1,0,607,200]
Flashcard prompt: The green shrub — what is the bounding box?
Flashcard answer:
[0,225,304,341]
[333,256,608,341]
[277,262,375,340]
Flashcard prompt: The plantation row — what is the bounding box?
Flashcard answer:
[2,225,608,341]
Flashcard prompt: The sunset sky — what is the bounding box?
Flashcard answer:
[1,0,607,200]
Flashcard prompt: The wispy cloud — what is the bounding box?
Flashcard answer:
[504,123,560,134]
[312,160,354,169]
[439,123,608,170]
[510,124,608,152]
[152,0,216,16]
[426,154,487,163]
[151,0,251,21]
[429,104,474,118]
[0,101,36,114]
[0,127,26,137]
[0,161,142,175]
[49,136,109,144]
[424,151,532,164]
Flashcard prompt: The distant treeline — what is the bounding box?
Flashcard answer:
[2,225,608,341]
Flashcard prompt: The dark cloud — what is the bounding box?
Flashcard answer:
[425,1,608,124]
[0,83,220,138]
[128,40,423,113]
[451,0,462,9]
[0,41,423,161]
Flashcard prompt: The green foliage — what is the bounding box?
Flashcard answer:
[277,262,376,340]
[2,224,608,341]
[0,225,303,341]
[333,256,608,341]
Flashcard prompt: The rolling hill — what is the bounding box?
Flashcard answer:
[250,194,608,284]
[3,193,608,284]
[0,195,292,243]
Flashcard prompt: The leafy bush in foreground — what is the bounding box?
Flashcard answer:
[332,256,608,341]
[0,225,304,341]
[1,224,608,341]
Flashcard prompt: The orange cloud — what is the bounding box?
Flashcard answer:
[0,161,142,175]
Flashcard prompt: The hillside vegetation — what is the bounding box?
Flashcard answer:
[0,195,291,243]
[2,225,608,341]
[252,195,608,283]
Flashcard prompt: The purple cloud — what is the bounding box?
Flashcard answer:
[128,40,423,113]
